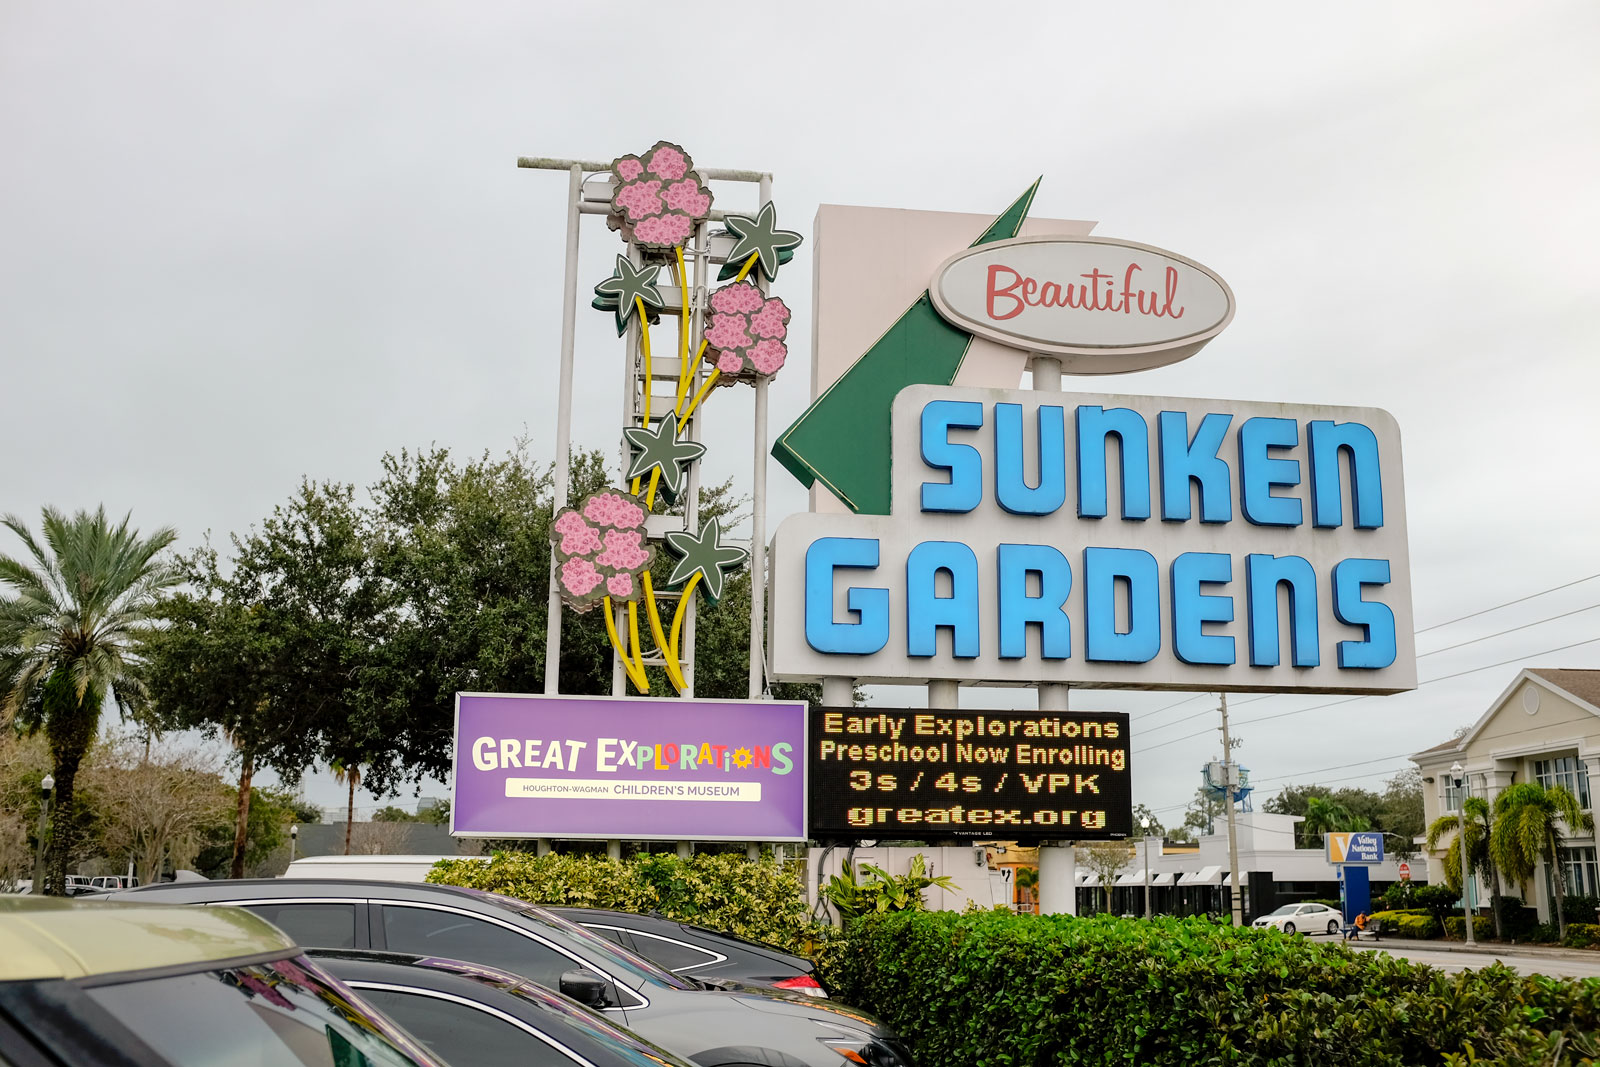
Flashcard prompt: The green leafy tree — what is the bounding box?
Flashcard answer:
[372,805,418,822]
[0,507,180,893]
[1427,795,1504,939]
[145,558,323,878]
[1300,796,1371,844]
[1077,841,1132,913]
[1170,787,1228,842]
[1490,782,1594,940]
[416,799,450,826]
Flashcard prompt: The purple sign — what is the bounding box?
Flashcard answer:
[451,693,808,842]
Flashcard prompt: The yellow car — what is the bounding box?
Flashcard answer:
[0,897,445,1067]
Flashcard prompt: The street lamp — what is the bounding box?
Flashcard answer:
[289,824,299,867]
[32,774,54,895]
[1449,761,1476,946]
[1141,815,1153,919]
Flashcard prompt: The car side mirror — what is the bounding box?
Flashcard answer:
[559,969,613,1008]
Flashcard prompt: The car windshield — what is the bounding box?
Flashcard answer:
[454,889,696,990]
[1266,905,1300,917]
[86,955,441,1067]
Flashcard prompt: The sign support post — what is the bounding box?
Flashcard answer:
[1220,692,1244,928]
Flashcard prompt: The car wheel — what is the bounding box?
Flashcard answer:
[1282,922,1295,935]
[1327,919,1340,935]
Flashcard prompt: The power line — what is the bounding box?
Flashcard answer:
[1415,573,1600,634]
[1133,599,1600,740]
[1133,634,1600,756]
[1417,602,1600,658]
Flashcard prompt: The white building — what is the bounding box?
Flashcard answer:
[1410,668,1600,922]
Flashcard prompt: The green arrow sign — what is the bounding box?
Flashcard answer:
[771,180,1040,515]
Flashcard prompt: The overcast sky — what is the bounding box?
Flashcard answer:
[4,2,1598,826]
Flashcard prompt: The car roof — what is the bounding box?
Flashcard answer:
[117,877,485,904]
[0,897,295,982]
[552,907,808,964]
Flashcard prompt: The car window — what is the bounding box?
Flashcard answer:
[1266,905,1297,917]
[583,924,632,948]
[381,906,576,988]
[244,903,359,949]
[358,988,578,1067]
[461,895,693,991]
[86,957,436,1067]
[624,931,721,971]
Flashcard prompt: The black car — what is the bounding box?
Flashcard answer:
[312,950,701,1067]
[552,906,827,997]
[113,878,911,1067]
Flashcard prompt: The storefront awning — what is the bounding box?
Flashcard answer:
[1114,869,1148,887]
[1177,865,1223,886]
[1079,873,1102,887]
[1152,872,1177,887]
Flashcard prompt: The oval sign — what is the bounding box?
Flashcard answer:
[930,235,1235,374]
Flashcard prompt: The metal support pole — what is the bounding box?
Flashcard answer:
[1142,835,1151,919]
[1219,692,1244,927]
[607,840,622,861]
[822,677,853,707]
[31,790,51,894]
[928,680,959,709]
[1454,764,1477,945]
[748,173,774,701]
[1030,356,1072,713]
[543,163,584,695]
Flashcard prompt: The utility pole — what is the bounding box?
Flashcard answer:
[1219,693,1243,928]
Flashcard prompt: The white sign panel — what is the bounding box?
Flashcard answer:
[930,236,1235,374]
[768,384,1415,694]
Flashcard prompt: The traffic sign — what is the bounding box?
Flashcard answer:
[1398,861,1411,881]
[1326,831,1384,865]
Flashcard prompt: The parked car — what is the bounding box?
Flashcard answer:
[552,906,828,996]
[114,878,913,1067]
[1251,902,1344,935]
[0,896,442,1067]
[89,875,140,890]
[314,949,707,1067]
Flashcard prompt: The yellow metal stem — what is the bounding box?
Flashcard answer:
[644,467,662,512]
[674,247,694,414]
[641,572,687,694]
[733,251,759,283]
[667,572,703,667]
[626,600,648,684]
[681,369,721,425]
[603,596,649,692]
[631,296,653,497]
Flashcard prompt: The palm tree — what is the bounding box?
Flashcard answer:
[1426,795,1505,938]
[1300,796,1370,846]
[331,759,362,856]
[1490,782,1594,941]
[1014,866,1040,912]
[0,507,179,893]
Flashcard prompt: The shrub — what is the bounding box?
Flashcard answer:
[427,851,819,954]
[1443,915,1493,942]
[820,911,1600,1066]
[1393,913,1442,939]
[1564,923,1600,950]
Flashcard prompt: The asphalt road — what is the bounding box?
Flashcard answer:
[1349,941,1600,980]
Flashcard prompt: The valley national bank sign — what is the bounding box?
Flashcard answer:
[769,234,1416,695]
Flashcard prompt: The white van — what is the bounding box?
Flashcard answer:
[281,854,465,882]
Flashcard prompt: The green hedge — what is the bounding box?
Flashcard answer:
[1444,915,1494,942]
[1565,923,1600,950]
[820,910,1600,1066]
[427,851,819,954]
[1395,913,1443,939]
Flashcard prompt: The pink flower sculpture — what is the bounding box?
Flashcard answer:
[552,489,655,612]
[608,141,714,252]
[703,282,791,383]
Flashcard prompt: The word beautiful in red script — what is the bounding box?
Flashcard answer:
[985,262,1185,322]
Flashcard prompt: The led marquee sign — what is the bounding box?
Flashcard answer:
[808,707,1132,842]
[768,383,1415,694]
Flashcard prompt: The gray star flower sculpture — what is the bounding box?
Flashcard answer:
[593,254,666,335]
[622,410,706,499]
[663,516,749,604]
[722,201,803,282]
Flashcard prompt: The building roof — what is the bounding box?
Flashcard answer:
[1527,668,1600,710]
[1411,668,1600,762]
[0,897,293,982]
